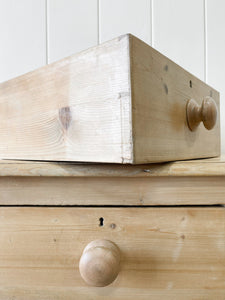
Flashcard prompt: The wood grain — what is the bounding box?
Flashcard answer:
[79,239,121,287]
[0,175,225,206]
[0,157,225,206]
[0,207,224,299]
[0,34,220,164]
[186,97,218,131]
[130,35,220,163]
[0,35,132,163]
[0,156,224,177]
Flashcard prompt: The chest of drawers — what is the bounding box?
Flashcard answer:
[0,157,225,299]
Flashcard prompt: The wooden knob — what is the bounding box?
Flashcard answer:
[186,96,217,131]
[79,239,120,287]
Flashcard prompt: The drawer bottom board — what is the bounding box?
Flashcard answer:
[0,207,224,299]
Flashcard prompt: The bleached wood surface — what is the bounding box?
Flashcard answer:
[0,157,224,206]
[0,35,220,164]
[0,207,224,299]
[0,156,224,177]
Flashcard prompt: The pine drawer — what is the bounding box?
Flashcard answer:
[0,207,225,300]
[0,34,220,164]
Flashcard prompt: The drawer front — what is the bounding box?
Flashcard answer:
[0,207,224,299]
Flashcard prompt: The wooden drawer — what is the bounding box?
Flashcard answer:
[0,34,220,164]
[0,207,225,299]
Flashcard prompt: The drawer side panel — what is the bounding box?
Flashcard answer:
[0,35,132,163]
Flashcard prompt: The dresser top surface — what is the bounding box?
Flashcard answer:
[0,156,224,177]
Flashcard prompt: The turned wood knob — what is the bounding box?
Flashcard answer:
[79,239,120,287]
[186,96,217,131]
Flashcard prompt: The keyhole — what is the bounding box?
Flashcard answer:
[99,217,104,227]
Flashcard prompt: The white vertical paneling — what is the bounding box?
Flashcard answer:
[47,0,98,63]
[206,0,225,153]
[0,0,46,83]
[99,0,151,44]
[152,0,205,80]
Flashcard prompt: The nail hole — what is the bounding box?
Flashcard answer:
[99,217,104,227]
[189,80,192,88]
[110,223,116,229]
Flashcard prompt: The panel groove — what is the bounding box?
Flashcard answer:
[45,0,49,64]
[204,0,207,82]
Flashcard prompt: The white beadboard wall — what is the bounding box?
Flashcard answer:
[0,0,46,82]
[0,0,224,153]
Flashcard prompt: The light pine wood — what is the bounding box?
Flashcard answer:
[0,35,132,164]
[79,239,120,287]
[0,176,225,206]
[0,156,224,177]
[186,97,218,131]
[130,35,220,163]
[0,157,225,206]
[0,34,220,164]
[0,207,225,299]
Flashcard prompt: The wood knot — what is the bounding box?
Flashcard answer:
[59,106,72,130]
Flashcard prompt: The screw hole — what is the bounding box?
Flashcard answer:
[189,80,192,88]
[99,217,104,227]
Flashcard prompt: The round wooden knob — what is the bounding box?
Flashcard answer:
[79,239,120,287]
[186,96,217,131]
